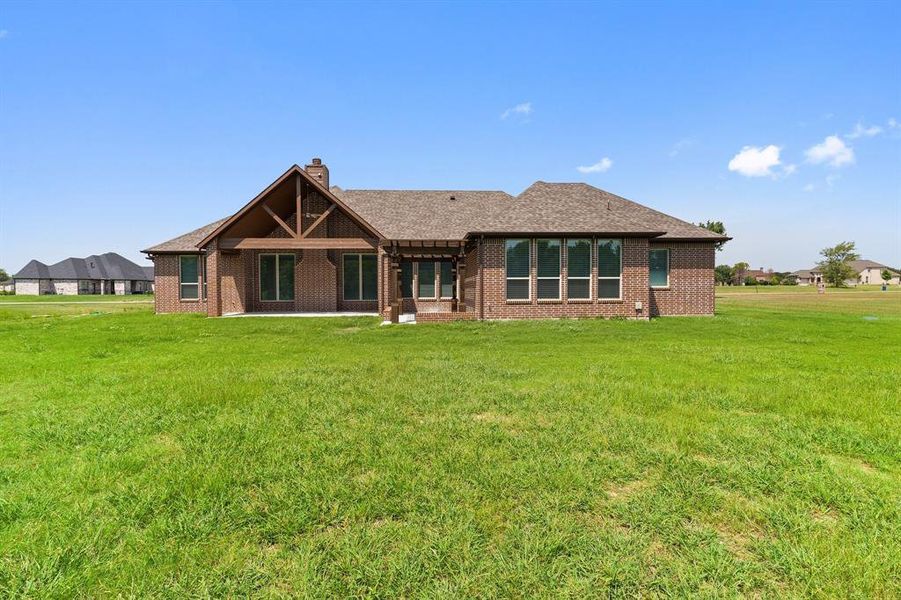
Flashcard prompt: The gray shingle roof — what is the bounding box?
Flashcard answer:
[145,181,726,253]
[142,218,229,253]
[13,253,152,281]
[335,182,724,240]
[14,259,50,279]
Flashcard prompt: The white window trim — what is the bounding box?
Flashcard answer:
[178,255,200,301]
[536,238,562,301]
[566,238,592,301]
[439,260,455,300]
[343,253,378,301]
[650,248,670,288]
[259,253,295,302]
[505,238,532,302]
[597,238,623,300]
[416,261,437,300]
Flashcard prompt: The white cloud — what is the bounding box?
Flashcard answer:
[668,137,695,157]
[826,174,840,187]
[888,118,899,130]
[846,122,882,139]
[727,145,782,177]
[782,164,798,176]
[576,157,613,174]
[500,102,532,120]
[805,135,854,167]
[803,183,815,192]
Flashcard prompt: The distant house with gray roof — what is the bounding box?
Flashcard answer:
[13,252,153,296]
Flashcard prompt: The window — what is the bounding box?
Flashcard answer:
[179,255,200,300]
[597,239,622,299]
[649,248,670,287]
[536,239,561,300]
[400,260,413,298]
[344,253,377,301]
[566,239,591,300]
[260,254,295,301]
[439,260,455,299]
[202,257,208,300]
[418,261,436,299]
[506,239,530,300]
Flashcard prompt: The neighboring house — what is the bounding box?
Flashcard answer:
[0,280,14,293]
[142,266,155,292]
[792,269,821,286]
[13,252,154,295]
[745,267,773,284]
[143,158,729,321]
[794,260,900,286]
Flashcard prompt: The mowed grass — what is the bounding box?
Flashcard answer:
[0,294,898,597]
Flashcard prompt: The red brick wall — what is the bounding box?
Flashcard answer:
[648,241,715,316]
[479,237,651,319]
[152,254,208,314]
[219,252,246,315]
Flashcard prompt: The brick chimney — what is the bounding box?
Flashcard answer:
[304,157,329,189]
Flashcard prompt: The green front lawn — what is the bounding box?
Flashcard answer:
[1,295,898,597]
[0,294,153,302]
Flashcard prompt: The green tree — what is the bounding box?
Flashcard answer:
[744,275,758,286]
[714,264,734,285]
[733,262,749,285]
[0,268,8,282]
[698,220,728,251]
[818,241,859,287]
[882,269,893,283]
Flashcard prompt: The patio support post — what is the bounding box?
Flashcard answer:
[390,259,401,323]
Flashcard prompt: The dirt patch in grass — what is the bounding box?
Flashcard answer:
[605,476,651,501]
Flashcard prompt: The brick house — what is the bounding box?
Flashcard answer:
[13,252,153,296]
[143,159,728,321]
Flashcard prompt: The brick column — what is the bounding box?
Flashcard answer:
[206,240,222,317]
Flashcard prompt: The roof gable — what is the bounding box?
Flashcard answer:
[197,165,382,247]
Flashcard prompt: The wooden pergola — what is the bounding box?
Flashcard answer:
[383,240,468,323]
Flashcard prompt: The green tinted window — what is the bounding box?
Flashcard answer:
[505,239,530,278]
[343,254,360,300]
[361,254,377,300]
[649,249,669,287]
[418,261,436,298]
[278,255,295,301]
[597,239,621,278]
[567,239,591,299]
[400,261,413,298]
[440,261,454,298]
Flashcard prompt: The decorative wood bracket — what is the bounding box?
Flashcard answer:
[262,203,297,238]
[301,203,336,238]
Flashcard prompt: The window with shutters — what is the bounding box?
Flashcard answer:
[505,239,530,300]
[566,239,591,300]
[179,255,200,300]
[597,239,622,299]
[536,239,561,300]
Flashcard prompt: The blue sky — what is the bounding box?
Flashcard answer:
[1,1,899,273]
